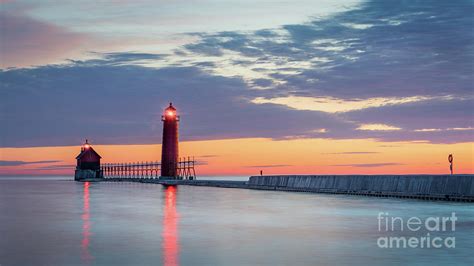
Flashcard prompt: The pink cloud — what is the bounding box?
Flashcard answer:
[0,12,87,68]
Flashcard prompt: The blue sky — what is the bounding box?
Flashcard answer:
[1,0,473,147]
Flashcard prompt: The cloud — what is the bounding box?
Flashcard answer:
[69,52,166,66]
[414,128,442,132]
[341,23,374,30]
[0,11,87,68]
[346,97,474,142]
[448,127,474,131]
[0,58,354,147]
[31,164,76,170]
[312,128,327,133]
[0,160,62,166]
[179,0,473,100]
[251,95,447,113]
[356,124,402,131]
[0,0,364,69]
[198,155,219,158]
[414,127,474,132]
[1,0,472,146]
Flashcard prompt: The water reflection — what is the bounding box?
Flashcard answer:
[162,186,179,266]
[82,182,92,263]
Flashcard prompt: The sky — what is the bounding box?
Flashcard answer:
[0,0,473,175]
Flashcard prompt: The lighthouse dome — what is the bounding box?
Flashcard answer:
[165,102,176,111]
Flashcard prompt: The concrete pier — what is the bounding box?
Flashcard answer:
[246,175,474,202]
[87,175,474,202]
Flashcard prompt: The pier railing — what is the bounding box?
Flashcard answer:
[101,157,196,180]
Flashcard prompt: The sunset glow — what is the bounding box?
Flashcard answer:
[1,138,472,176]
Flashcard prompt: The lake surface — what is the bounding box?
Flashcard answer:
[1,177,473,265]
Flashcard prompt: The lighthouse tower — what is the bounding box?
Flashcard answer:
[161,103,179,178]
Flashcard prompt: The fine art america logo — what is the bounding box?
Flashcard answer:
[377,212,457,249]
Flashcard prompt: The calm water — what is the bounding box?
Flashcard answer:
[0,177,473,266]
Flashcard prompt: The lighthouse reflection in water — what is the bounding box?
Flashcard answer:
[81,183,180,265]
[162,185,179,266]
[82,182,92,263]
[1,179,472,265]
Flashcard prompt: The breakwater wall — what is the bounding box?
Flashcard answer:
[248,175,474,202]
[89,175,474,202]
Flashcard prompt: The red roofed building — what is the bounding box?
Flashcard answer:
[75,139,103,180]
[76,139,101,170]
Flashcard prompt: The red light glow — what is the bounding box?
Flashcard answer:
[167,111,174,117]
[82,182,92,262]
[84,144,90,149]
[162,186,179,266]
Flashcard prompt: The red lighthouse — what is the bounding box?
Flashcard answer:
[161,103,179,178]
[74,139,103,180]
